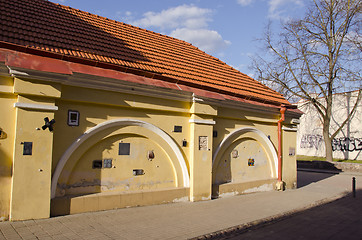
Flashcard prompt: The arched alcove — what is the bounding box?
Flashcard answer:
[51,119,190,199]
[212,127,278,197]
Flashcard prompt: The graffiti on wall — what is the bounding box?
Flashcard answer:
[300,134,324,150]
[300,134,362,152]
[332,137,362,152]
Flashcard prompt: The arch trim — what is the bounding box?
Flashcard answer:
[212,127,278,178]
[51,119,189,199]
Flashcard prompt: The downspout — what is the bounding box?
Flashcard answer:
[277,106,286,190]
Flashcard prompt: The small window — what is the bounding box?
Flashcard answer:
[133,169,144,176]
[119,143,130,155]
[68,110,79,126]
[23,142,33,155]
[92,160,102,169]
[174,126,182,133]
[213,130,218,138]
[103,159,113,168]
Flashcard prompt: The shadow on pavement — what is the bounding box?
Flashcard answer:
[297,170,339,188]
[194,190,362,240]
[297,161,343,172]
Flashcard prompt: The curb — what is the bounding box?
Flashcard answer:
[189,192,348,240]
[297,168,342,174]
[297,168,362,176]
[297,161,362,173]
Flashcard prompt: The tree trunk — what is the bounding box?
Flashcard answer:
[323,118,333,162]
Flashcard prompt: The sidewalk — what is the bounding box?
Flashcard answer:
[0,171,361,240]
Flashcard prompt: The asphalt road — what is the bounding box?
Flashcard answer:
[211,171,362,240]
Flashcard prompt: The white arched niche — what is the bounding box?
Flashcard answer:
[51,119,190,199]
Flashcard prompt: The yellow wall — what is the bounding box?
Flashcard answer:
[10,107,54,220]
[52,86,191,173]
[59,129,179,196]
[0,91,16,221]
[0,72,299,220]
[282,123,298,189]
[211,115,284,196]
[214,138,272,184]
[189,112,214,201]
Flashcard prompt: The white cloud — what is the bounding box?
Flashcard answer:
[268,0,304,19]
[170,28,231,54]
[129,5,231,55]
[237,0,253,6]
[131,4,212,30]
[116,11,134,22]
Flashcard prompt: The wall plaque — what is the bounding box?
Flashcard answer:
[23,142,33,155]
[119,143,130,155]
[199,136,208,150]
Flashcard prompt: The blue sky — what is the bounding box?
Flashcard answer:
[49,0,306,77]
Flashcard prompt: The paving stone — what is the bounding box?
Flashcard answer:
[0,172,361,240]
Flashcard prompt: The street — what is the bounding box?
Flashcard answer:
[210,171,362,240]
[1,170,361,240]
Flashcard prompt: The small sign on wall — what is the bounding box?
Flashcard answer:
[231,149,239,158]
[248,158,255,166]
[68,110,79,126]
[174,126,182,132]
[103,159,113,168]
[289,147,296,156]
[199,136,208,150]
[23,142,33,155]
[119,143,130,155]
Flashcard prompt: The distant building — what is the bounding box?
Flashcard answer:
[297,90,362,160]
[0,0,301,221]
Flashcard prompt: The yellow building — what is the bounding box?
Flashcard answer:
[0,0,302,221]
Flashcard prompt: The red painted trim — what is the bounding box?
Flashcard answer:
[0,45,296,108]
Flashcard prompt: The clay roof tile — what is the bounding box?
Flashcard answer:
[0,0,290,106]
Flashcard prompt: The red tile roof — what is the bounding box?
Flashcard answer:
[0,0,291,106]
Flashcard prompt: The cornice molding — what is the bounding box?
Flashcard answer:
[14,102,58,111]
[282,126,298,132]
[189,119,216,125]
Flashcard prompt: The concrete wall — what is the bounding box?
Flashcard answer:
[0,67,300,221]
[297,91,362,160]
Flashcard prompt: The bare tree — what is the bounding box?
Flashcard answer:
[253,0,361,161]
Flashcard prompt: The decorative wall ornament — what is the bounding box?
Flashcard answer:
[231,149,238,158]
[42,117,55,132]
[248,158,255,166]
[0,128,7,139]
[199,136,208,150]
[147,150,155,160]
